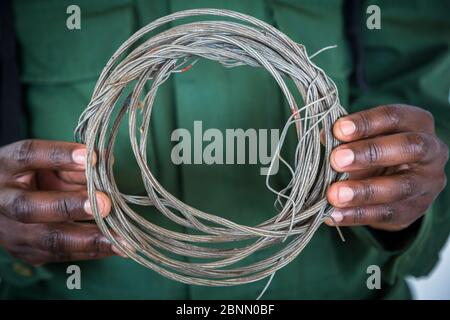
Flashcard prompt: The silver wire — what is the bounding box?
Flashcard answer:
[75,8,347,287]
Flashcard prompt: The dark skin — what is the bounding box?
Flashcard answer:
[0,104,448,265]
[325,104,448,231]
[0,139,126,266]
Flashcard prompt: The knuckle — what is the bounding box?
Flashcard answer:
[41,229,66,253]
[53,197,73,220]
[405,133,429,160]
[10,191,33,222]
[48,144,69,166]
[11,139,35,166]
[90,234,106,253]
[353,113,372,138]
[377,205,396,223]
[398,174,416,199]
[402,103,435,125]
[352,207,366,224]
[359,182,376,201]
[378,105,401,130]
[364,142,383,164]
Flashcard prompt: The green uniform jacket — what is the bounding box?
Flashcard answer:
[1,0,449,299]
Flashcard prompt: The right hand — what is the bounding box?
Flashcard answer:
[0,139,124,266]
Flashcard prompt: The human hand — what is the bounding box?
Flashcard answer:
[0,139,123,266]
[326,105,448,231]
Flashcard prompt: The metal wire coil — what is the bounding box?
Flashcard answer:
[75,8,347,287]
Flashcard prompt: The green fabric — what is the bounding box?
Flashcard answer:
[0,0,449,299]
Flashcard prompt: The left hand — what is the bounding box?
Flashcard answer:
[326,104,449,231]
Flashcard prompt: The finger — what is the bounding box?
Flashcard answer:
[36,170,85,191]
[0,214,126,265]
[333,104,435,142]
[326,171,443,208]
[0,188,111,223]
[29,223,126,258]
[324,196,432,230]
[330,132,441,172]
[2,139,96,172]
[6,243,118,265]
[56,170,87,185]
[347,168,386,180]
[30,222,115,256]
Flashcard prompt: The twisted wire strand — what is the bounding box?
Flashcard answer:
[75,8,347,287]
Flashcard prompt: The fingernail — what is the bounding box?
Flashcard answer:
[334,149,355,168]
[338,187,354,203]
[325,211,344,225]
[72,148,86,166]
[112,245,128,258]
[339,120,356,136]
[331,210,344,223]
[84,196,106,216]
[84,199,93,215]
[112,239,132,258]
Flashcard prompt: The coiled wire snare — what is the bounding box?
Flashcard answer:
[75,9,347,287]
